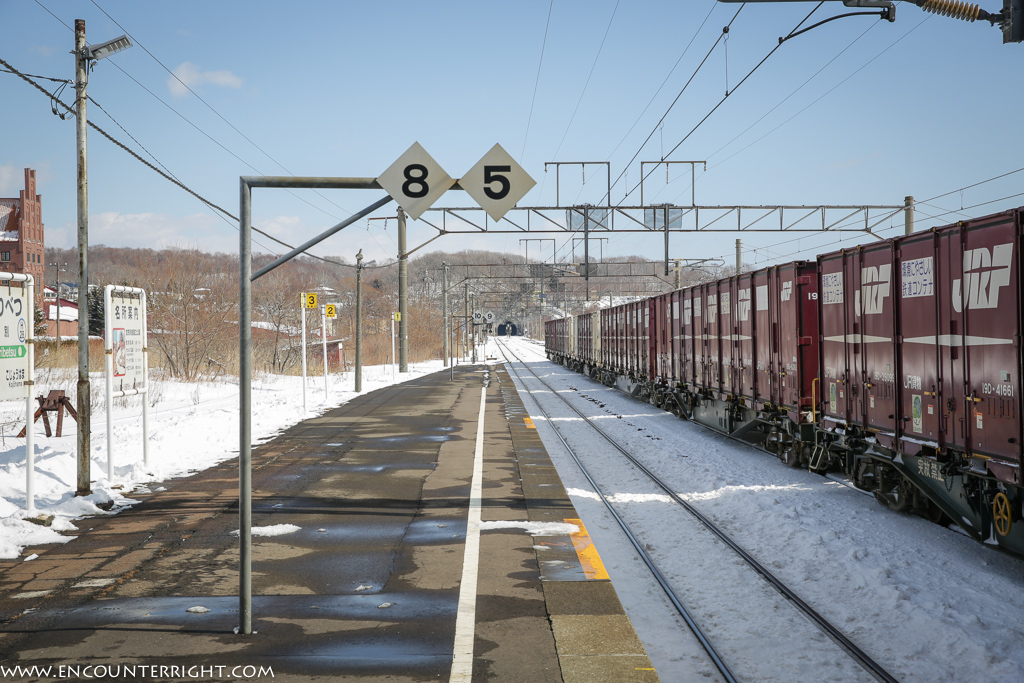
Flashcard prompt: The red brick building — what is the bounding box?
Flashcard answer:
[0,168,46,304]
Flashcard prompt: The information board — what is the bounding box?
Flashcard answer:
[108,289,146,393]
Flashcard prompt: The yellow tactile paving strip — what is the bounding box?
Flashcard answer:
[565,518,610,580]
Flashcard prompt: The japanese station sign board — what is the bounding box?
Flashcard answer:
[0,286,31,401]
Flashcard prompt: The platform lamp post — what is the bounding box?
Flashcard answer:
[74,20,133,497]
[355,250,375,393]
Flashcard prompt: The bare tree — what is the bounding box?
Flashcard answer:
[148,249,235,380]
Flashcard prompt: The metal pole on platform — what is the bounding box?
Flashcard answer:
[398,208,408,372]
[356,251,364,393]
[300,295,307,412]
[321,304,328,401]
[239,179,253,635]
[471,293,477,364]
[442,263,449,368]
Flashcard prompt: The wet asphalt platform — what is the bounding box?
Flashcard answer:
[0,364,659,682]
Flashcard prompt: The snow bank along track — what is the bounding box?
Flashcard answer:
[496,338,899,683]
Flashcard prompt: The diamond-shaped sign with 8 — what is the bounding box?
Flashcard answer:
[377,142,455,220]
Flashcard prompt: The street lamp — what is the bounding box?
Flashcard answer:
[74,20,133,497]
[355,250,376,392]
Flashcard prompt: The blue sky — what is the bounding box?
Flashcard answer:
[2,1,1022,269]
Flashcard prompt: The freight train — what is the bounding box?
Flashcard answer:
[545,206,1024,557]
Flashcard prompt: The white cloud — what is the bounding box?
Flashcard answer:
[88,211,236,252]
[0,165,17,196]
[167,62,242,98]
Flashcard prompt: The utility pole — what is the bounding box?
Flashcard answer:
[442,262,449,367]
[397,207,408,372]
[905,196,914,235]
[736,239,742,274]
[74,20,91,497]
[72,20,132,496]
[464,282,469,361]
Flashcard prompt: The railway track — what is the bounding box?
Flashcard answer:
[496,337,899,683]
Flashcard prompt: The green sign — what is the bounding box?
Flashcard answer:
[0,345,25,359]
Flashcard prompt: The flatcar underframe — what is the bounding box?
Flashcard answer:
[551,351,1024,557]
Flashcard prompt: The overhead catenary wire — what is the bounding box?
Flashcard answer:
[34,0,353,226]
[0,55,365,269]
[602,2,719,163]
[550,0,621,161]
[520,0,555,163]
[604,5,744,206]
[623,4,832,204]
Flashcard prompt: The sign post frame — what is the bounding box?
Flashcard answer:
[103,284,149,482]
[0,274,36,511]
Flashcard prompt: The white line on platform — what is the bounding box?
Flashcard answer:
[449,383,487,682]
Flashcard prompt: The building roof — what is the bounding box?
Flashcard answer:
[0,200,18,235]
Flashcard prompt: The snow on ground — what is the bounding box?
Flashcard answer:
[0,359,444,559]
[496,336,1024,683]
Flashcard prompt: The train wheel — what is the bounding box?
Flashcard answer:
[993,492,1013,537]
[875,474,913,513]
[782,442,801,468]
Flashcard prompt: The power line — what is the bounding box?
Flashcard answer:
[606,5,741,205]
[0,55,353,268]
[551,0,621,160]
[520,0,554,163]
[603,2,719,163]
[624,4,832,203]
[87,0,356,222]
[35,0,350,225]
[698,12,929,183]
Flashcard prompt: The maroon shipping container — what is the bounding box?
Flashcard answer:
[819,242,901,443]
[897,211,1023,478]
[680,288,697,386]
[576,312,592,366]
[669,290,684,384]
[734,272,756,402]
[653,292,672,383]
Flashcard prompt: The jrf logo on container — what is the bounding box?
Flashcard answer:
[953,243,1012,312]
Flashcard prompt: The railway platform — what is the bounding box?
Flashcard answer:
[0,363,659,682]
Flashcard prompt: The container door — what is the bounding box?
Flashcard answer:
[859,244,898,434]
[754,270,772,404]
[737,273,755,401]
[719,280,735,395]
[960,219,1020,462]
[898,233,942,445]
[819,253,851,424]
